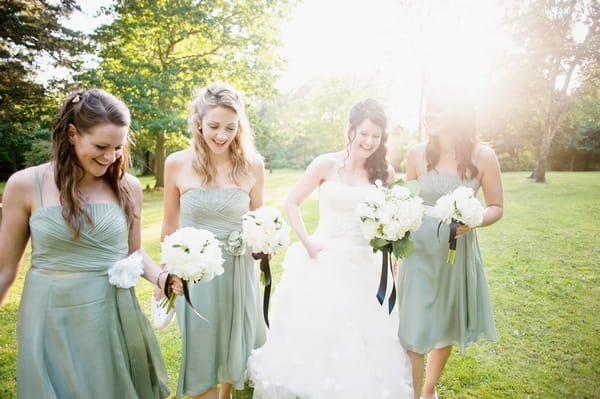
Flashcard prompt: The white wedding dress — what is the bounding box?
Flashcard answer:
[247,180,413,399]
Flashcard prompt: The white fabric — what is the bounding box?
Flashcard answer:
[247,180,413,399]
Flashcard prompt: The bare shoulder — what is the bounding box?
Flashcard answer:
[311,152,341,169]
[5,166,38,195]
[166,148,194,166]
[248,151,265,170]
[475,144,500,166]
[409,142,427,157]
[123,173,142,192]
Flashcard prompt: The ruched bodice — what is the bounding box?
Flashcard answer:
[29,204,128,273]
[418,173,480,206]
[313,180,373,246]
[180,188,248,240]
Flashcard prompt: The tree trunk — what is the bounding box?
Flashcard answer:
[142,150,153,175]
[154,131,166,188]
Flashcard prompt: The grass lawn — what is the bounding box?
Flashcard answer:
[1,170,599,398]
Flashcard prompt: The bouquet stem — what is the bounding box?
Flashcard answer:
[253,252,271,328]
[447,220,458,265]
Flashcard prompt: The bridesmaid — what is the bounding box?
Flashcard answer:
[159,82,266,399]
[396,85,504,399]
[0,88,181,398]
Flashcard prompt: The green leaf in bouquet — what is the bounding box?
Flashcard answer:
[392,236,414,259]
[405,180,421,197]
[369,237,390,251]
[389,178,406,187]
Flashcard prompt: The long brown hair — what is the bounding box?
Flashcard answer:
[344,98,390,184]
[188,82,255,185]
[51,88,134,239]
[425,87,479,180]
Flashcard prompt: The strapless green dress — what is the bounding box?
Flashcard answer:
[17,168,169,398]
[397,174,497,354]
[175,189,266,398]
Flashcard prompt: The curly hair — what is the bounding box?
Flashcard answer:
[51,88,134,239]
[344,98,390,184]
[188,82,256,185]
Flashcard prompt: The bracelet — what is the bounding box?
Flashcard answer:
[156,270,169,289]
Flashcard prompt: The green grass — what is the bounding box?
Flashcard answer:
[1,171,599,398]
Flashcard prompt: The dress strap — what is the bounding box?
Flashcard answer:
[33,166,43,208]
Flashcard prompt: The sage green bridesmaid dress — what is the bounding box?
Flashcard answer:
[175,188,266,398]
[397,173,497,354]
[17,167,169,399]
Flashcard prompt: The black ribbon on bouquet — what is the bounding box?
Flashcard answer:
[437,219,459,264]
[164,274,211,323]
[375,244,396,314]
[253,252,272,328]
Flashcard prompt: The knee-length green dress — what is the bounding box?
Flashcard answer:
[175,188,266,398]
[17,168,170,398]
[397,174,497,354]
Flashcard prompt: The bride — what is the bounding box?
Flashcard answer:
[247,99,413,398]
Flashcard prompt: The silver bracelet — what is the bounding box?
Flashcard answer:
[156,270,169,289]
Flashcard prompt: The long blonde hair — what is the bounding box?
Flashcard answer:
[188,82,255,185]
[51,88,134,239]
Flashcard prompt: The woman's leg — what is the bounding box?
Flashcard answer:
[407,350,425,399]
[422,346,452,399]
[191,387,218,399]
[218,382,233,399]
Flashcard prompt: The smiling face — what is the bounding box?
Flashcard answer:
[69,123,128,179]
[199,106,240,155]
[348,118,383,159]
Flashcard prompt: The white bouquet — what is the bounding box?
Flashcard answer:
[159,227,225,321]
[108,251,144,289]
[356,179,424,257]
[356,179,424,312]
[432,186,484,264]
[241,206,290,327]
[242,206,290,255]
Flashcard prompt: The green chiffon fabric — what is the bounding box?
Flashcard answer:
[397,174,497,354]
[175,189,266,398]
[17,168,169,399]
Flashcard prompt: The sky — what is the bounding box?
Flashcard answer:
[55,0,513,129]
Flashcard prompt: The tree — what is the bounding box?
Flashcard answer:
[89,0,295,186]
[0,0,87,173]
[509,0,600,181]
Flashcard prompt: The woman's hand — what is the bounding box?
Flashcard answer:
[303,240,323,260]
[455,224,471,239]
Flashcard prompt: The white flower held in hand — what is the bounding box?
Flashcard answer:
[160,226,225,283]
[242,206,290,255]
[432,186,484,264]
[433,186,484,228]
[108,251,144,289]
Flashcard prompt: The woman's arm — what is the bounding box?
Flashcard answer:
[126,174,181,294]
[161,153,183,241]
[456,145,504,238]
[284,155,330,259]
[248,155,265,211]
[477,145,504,227]
[0,170,34,305]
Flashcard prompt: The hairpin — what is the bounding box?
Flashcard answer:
[72,95,81,104]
